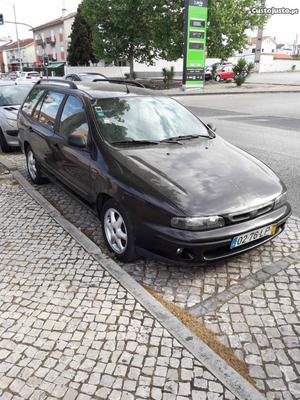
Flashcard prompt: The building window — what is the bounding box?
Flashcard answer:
[252,48,255,53]
[262,48,264,53]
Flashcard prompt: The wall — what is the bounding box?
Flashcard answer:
[259,55,300,72]
[65,58,223,78]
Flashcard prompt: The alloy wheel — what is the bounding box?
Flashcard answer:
[104,208,128,254]
[27,150,37,180]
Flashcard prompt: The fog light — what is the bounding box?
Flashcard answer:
[176,248,183,255]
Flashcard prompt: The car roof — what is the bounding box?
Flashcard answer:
[36,80,160,99]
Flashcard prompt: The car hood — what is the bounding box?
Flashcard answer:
[0,105,19,119]
[112,136,284,216]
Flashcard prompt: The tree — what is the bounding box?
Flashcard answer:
[81,0,184,78]
[81,0,268,75]
[206,0,268,60]
[67,5,96,66]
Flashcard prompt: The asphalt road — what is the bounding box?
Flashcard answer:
[176,92,300,217]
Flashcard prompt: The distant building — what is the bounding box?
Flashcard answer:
[276,43,294,56]
[32,12,76,65]
[237,36,277,58]
[2,39,35,72]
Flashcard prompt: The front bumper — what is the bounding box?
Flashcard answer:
[136,204,291,265]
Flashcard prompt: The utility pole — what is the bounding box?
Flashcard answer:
[254,0,266,73]
[12,3,22,72]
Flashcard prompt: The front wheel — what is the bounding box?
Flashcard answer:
[101,199,137,262]
[215,75,221,82]
[26,146,48,185]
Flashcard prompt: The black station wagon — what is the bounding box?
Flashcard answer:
[18,79,291,264]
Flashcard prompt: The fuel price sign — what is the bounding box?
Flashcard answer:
[183,0,208,88]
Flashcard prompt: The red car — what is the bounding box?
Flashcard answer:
[215,65,235,81]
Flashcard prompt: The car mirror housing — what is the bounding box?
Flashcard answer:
[207,123,216,132]
[68,134,86,148]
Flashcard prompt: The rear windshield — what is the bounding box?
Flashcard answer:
[0,85,32,106]
[93,96,209,144]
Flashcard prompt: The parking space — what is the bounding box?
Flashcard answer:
[1,151,300,399]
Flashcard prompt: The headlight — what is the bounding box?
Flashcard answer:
[274,192,287,209]
[7,118,17,128]
[171,216,225,231]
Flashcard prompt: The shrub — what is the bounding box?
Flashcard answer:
[162,66,175,88]
[233,58,254,87]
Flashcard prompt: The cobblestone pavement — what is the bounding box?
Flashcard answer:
[200,263,300,400]
[1,152,300,399]
[1,153,300,309]
[0,168,238,399]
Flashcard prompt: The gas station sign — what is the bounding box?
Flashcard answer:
[183,0,208,89]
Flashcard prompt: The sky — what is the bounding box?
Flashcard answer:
[0,0,299,45]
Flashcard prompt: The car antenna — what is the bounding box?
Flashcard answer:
[118,65,130,94]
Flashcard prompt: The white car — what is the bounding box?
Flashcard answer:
[16,71,41,83]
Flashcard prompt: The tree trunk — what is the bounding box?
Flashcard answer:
[129,53,134,79]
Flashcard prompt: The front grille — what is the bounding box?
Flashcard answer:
[226,202,274,224]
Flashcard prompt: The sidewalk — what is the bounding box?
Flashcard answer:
[0,164,264,399]
[161,82,300,96]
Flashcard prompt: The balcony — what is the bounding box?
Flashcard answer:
[46,37,56,46]
[36,39,46,48]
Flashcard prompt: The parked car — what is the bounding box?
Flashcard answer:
[64,72,107,82]
[6,71,23,81]
[18,79,291,264]
[205,62,233,81]
[215,64,235,81]
[0,84,33,152]
[16,71,41,83]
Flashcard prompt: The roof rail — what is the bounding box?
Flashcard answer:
[93,79,145,88]
[36,78,78,89]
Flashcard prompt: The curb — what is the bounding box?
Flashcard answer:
[8,167,267,400]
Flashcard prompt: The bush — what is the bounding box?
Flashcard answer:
[233,58,254,87]
[124,72,137,80]
[162,66,175,88]
[211,64,218,80]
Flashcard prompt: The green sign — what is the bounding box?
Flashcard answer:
[183,0,208,88]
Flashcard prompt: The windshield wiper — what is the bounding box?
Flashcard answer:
[111,139,159,145]
[160,134,209,143]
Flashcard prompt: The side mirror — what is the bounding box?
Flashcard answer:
[68,134,86,148]
[207,123,216,132]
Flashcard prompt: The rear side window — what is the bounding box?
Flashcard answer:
[59,95,89,142]
[38,91,65,129]
[22,87,45,116]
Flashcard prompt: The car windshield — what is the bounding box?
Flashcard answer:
[0,85,31,106]
[94,96,210,144]
[80,74,106,82]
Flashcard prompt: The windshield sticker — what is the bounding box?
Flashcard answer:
[103,117,111,124]
[95,106,105,117]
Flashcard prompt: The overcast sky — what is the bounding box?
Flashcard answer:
[0,0,299,45]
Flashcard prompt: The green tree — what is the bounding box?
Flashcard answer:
[81,0,268,75]
[81,0,184,78]
[207,0,268,60]
[67,5,96,66]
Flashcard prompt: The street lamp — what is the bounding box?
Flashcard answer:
[0,0,22,71]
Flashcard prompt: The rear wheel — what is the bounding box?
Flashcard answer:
[101,199,137,262]
[0,129,10,153]
[215,75,221,82]
[26,146,48,185]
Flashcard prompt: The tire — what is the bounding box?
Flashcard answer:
[26,146,48,185]
[0,129,10,153]
[215,75,221,82]
[101,198,137,262]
